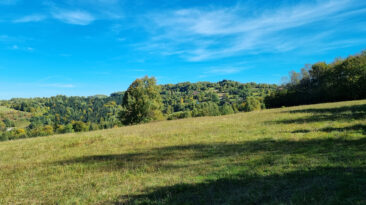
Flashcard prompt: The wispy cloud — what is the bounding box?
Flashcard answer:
[52,10,95,25]
[8,44,34,51]
[45,0,123,25]
[0,35,9,41]
[13,14,46,23]
[207,67,242,75]
[0,0,19,5]
[40,83,75,88]
[139,0,366,61]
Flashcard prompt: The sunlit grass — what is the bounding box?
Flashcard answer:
[0,106,14,112]
[0,106,31,128]
[0,100,365,204]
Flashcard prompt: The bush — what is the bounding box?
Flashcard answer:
[56,123,74,134]
[243,97,261,112]
[220,104,235,115]
[9,128,27,140]
[0,121,6,131]
[72,121,89,132]
[0,132,8,141]
[167,111,191,120]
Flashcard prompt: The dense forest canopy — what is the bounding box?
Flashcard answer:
[265,50,366,108]
[0,80,277,141]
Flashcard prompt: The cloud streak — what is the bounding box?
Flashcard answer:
[0,0,19,5]
[140,0,366,61]
[13,14,46,23]
[40,83,75,88]
[52,10,95,25]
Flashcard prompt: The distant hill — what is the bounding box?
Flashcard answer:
[0,106,31,129]
[0,80,277,140]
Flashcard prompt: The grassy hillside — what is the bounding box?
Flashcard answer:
[0,100,365,204]
[0,106,31,128]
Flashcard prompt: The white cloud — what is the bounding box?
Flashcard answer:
[0,0,19,5]
[8,44,35,51]
[56,0,123,20]
[0,35,9,41]
[140,0,366,61]
[52,10,95,25]
[13,14,46,23]
[40,83,75,88]
[207,67,242,75]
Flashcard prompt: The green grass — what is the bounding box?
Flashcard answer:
[0,100,365,204]
[0,106,14,112]
[0,106,31,128]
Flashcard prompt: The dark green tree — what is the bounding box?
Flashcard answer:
[119,76,163,125]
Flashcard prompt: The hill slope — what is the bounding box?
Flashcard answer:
[0,100,365,204]
[0,106,31,128]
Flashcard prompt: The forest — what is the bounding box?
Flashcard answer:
[1,50,365,141]
[0,80,276,140]
[265,50,366,108]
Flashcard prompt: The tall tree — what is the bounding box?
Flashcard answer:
[119,76,163,125]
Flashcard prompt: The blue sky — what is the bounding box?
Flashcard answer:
[1,0,366,99]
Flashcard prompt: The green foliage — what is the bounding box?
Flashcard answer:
[3,119,15,128]
[56,124,74,134]
[0,121,5,131]
[243,97,262,112]
[220,103,235,115]
[28,125,54,137]
[167,111,191,120]
[192,102,221,117]
[119,76,163,125]
[8,128,27,140]
[0,133,8,141]
[1,78,276,140]
[266,50,366,108]
[72,121,89,132]
[89,123,100,131]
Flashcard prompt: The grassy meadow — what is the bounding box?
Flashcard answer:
[0,100,365,204]
[0,106,31,128]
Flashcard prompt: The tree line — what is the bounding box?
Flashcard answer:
[0,79,276,141]
[265,50,366,108]
[2,49,364,141]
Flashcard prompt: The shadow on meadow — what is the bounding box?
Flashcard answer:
[55,137,366,204]
[53,103,366,204]
[276,104,366,124]
[56,137,366,171]
[110,138,366,204]
[292,124,366,134]
[116,166,366,205]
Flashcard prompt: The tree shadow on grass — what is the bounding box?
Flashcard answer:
[287,104,366,114]
[55,137,366,204]
[275,104,366,124]
[291,129,311,133]
[56,137,366,172]
[320,124,366,134]
[291,124,366,134]
[116,166,366,205]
